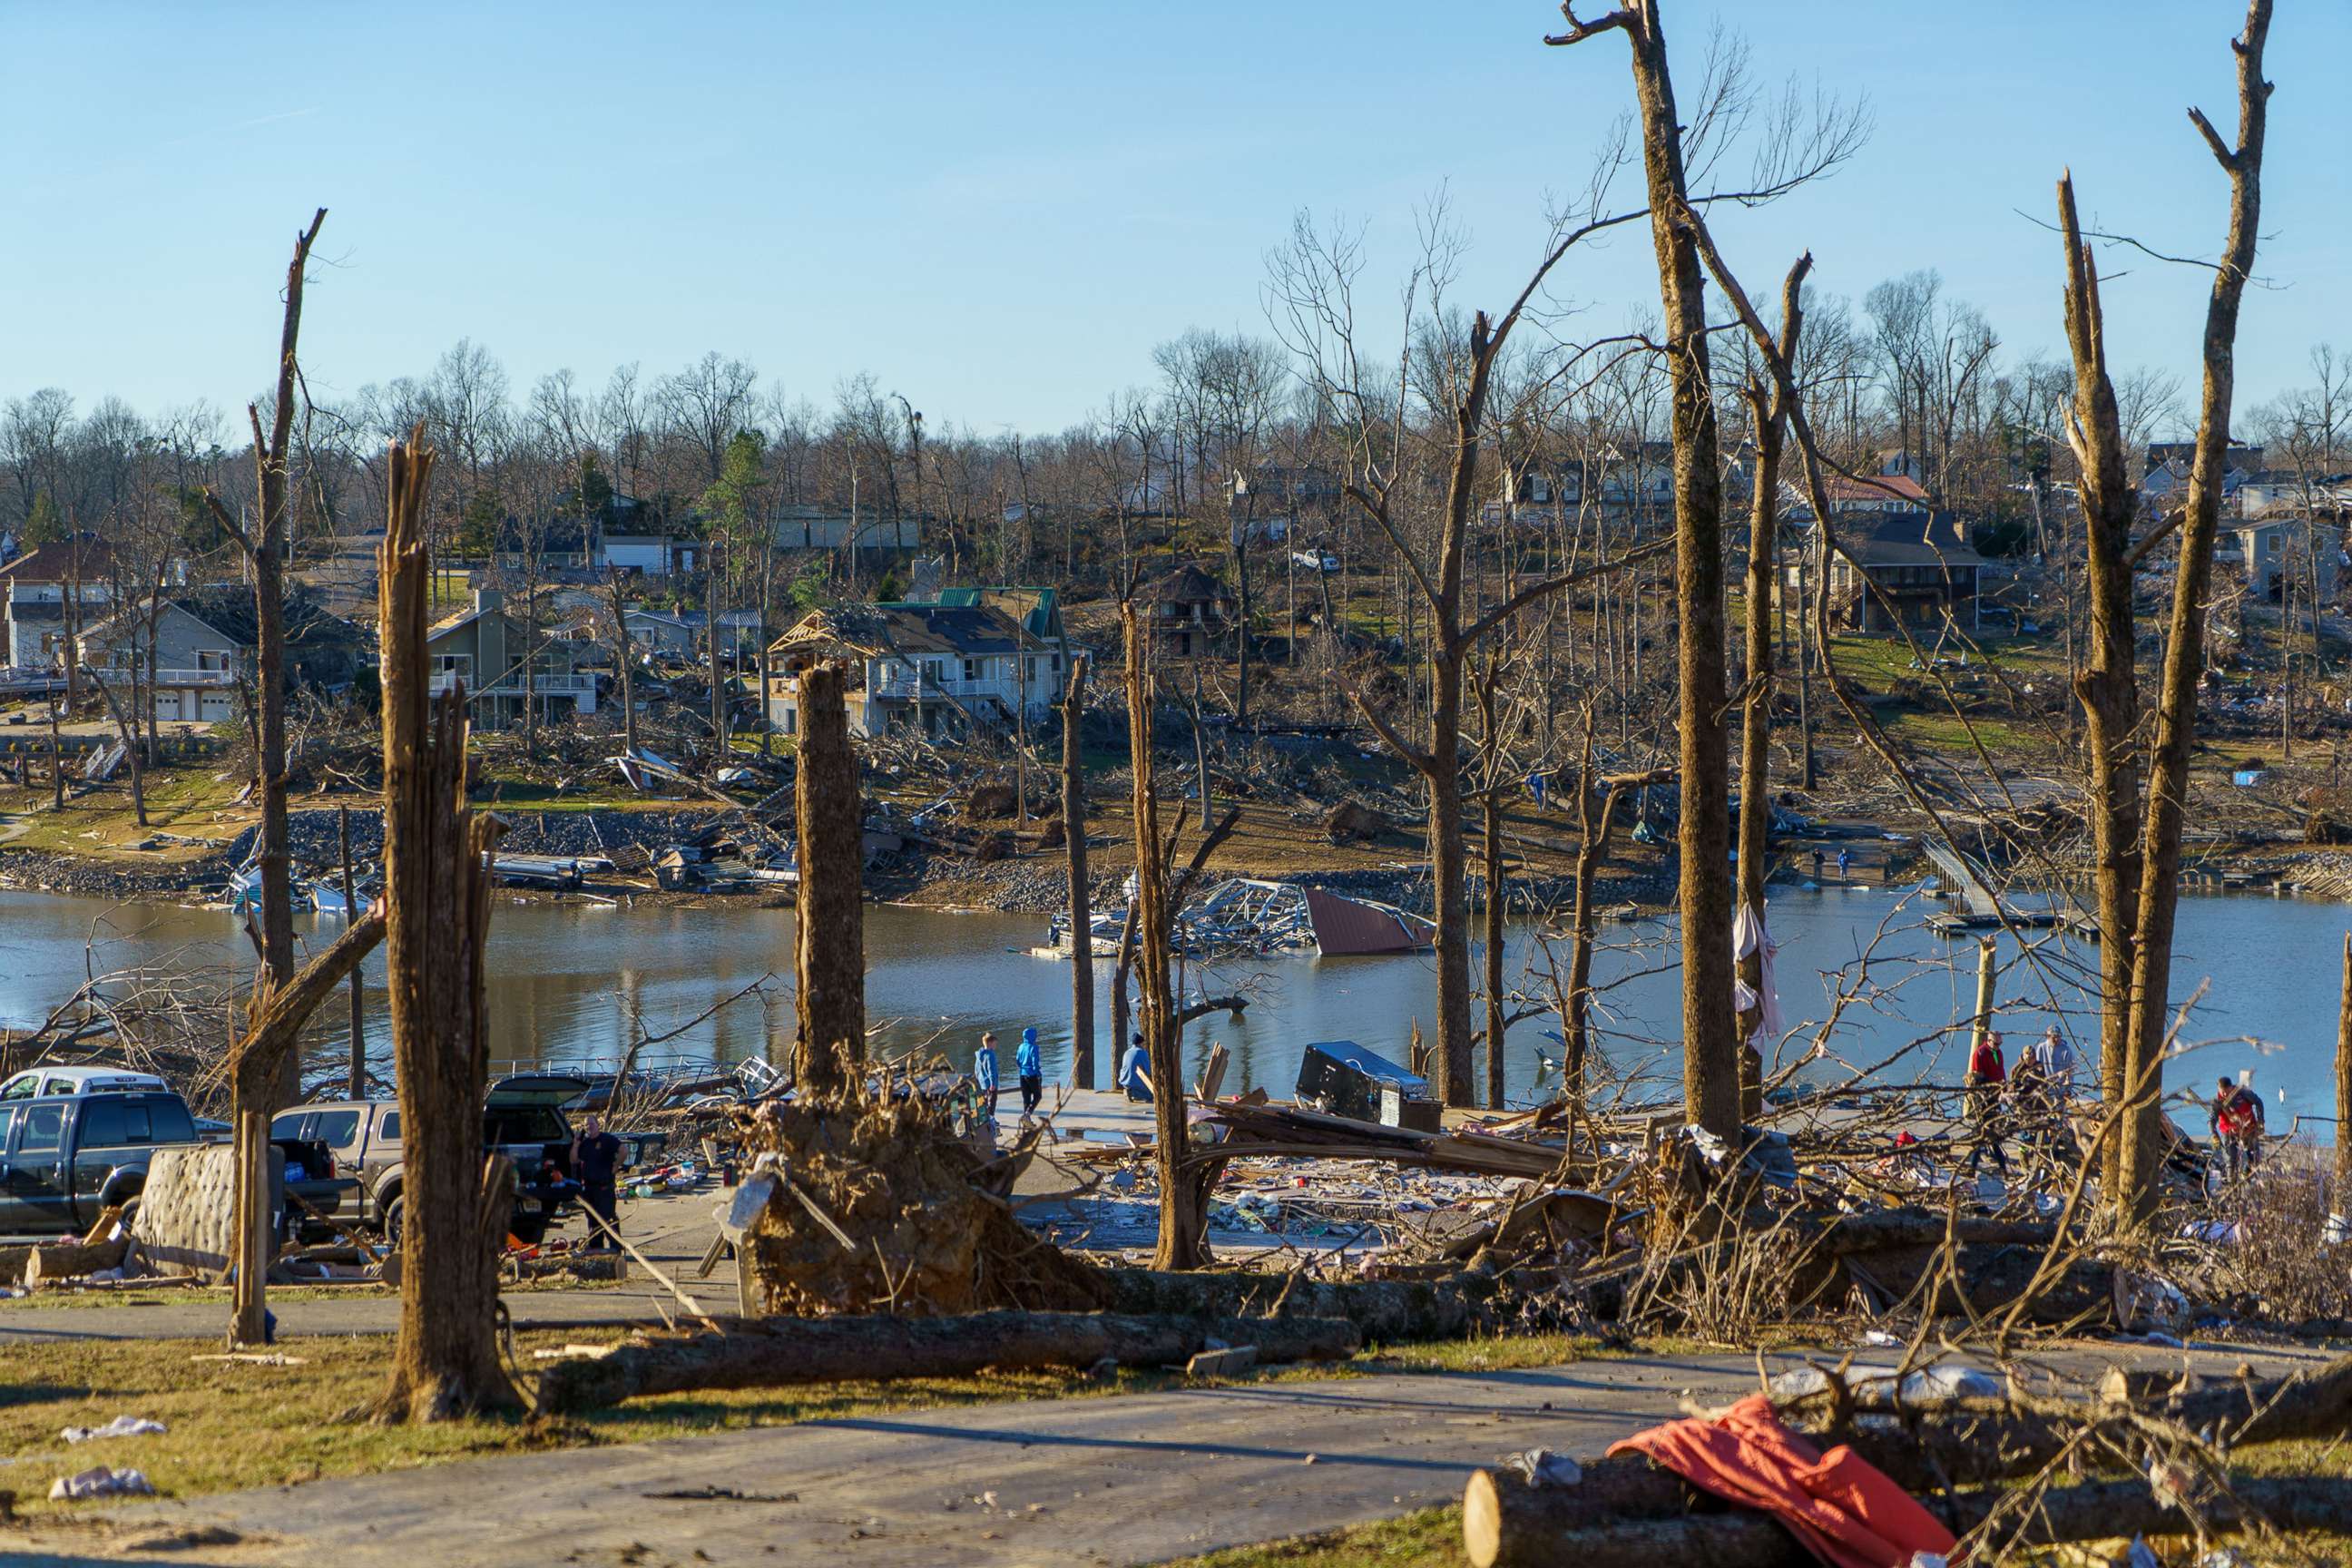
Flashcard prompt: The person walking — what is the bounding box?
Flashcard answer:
[2210,1076,2267,1183]
[973,1032,1002,1122]
[1963,1029,2010,1181]
[1118,1031,1153,1103]
[1836,848,1853,882]
[570,1113,623,1251]
[1015,1025,1044,1117]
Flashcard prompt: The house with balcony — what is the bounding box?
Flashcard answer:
[425,587,597,728]
[767,587,1069,739]
[74,588,366,725]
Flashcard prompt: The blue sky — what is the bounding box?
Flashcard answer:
[4,1,2345,437]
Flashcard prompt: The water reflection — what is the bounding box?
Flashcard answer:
[0,887,2340,1122]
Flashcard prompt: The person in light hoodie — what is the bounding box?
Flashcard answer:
[1015,1025,1045,1117]
[973,1032,1002,1122]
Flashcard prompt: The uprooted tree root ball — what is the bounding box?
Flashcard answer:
[730,1081,1108,1317]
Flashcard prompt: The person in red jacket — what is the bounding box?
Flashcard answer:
[1963,1030,2010,1180]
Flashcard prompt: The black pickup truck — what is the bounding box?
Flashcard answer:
[0,1085,357,1240]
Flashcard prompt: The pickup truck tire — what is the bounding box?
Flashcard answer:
[382,1194,405,1249]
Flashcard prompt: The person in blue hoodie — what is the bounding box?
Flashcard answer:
[1015,1026,1044,1116]
[1118,1031,1153,1102]
[973,1032,1002,1121]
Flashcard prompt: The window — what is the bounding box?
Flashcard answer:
[962,658,981,682]
[0,1073,35,1102]
[1051,652,1063,674]
[270,1112,308,1139]
[314,1110,362,1149]
[0,1109,16,1145]
[41,1076,76,1097]
[1024,656,1036,683]
[83,1101,129,1146]
[18,1103,64,1153]
[196,650,230,672]
[147,1098,194,1144]
[378,1112,401,1142]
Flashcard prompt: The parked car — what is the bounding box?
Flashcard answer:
[0,1065,172,1102]
[282,1073,588,1246]
[1291,548,1340,573]
[0,1080,354,1240]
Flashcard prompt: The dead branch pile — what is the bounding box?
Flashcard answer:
[729,1083,1108,1317]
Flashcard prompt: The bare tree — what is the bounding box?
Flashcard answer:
[200,210,328,1043]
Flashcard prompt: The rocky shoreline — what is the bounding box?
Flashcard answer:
[0,804,1681,917]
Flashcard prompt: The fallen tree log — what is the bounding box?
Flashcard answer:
[25,1235,130,1287]
[1096,1267,1494,1342]
[1465,1348,2352,1564]
[1808,1211,2056,1256]
[1465,1472,2352,1568]
[534,1309,1360,1412]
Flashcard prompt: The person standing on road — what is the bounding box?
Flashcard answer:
[1016,1026,1044,1117]
[1837,848,1853,882]
[974,1032,1002,1122]
[571,1113,622,1251]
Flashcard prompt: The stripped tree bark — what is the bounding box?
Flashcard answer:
[1061,655,1095,1088]
[1733,261,1807,1122]
[2055,171,2147,1200]
[792,659,864,1095]
[201,209,328,1052]
[365,425,518,1421]
[1122,603,1200,1269]
[1548,4,1739,1142]
[2118,0,2272,1224]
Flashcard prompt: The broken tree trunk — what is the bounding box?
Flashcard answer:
[1062,655,1094,1089]
[1733,267,1804,1124]
[227,907,387,1346]
[2118,0,2272,1227]
[1098,1266,1494,1343]
[2056,171,2148,1203]
[367,426,517,1421]
[1465,1470,2352,1568]
[535,1310,1360,1412]
[1123,605,1201,1270]
[792,659,865,1094]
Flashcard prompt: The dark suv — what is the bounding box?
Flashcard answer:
[274,1073,585,1245]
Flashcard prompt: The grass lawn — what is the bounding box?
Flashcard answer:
[0,1327,1651,1514]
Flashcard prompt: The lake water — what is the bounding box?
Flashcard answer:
[0,886,2343,1126]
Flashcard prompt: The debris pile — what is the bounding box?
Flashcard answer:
[728,1076,1108,1317]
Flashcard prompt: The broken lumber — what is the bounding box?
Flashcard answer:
[534,1310,1360,1412]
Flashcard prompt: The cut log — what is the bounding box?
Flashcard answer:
[1097,1267,1493,1343]
[534,1310,1360,1412]
[1465,1471,2352,1568]
[25,1234,130,1287]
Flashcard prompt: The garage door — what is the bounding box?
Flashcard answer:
[198,691,236,722]
[152,691,184,723]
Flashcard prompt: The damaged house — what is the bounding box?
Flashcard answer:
[426,586,598,729]
[767,587,1069,739]
[76,588,366,724]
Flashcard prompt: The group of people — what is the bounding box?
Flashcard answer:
[1961,1024,2077,1179]
[971,1026,1159,1120]
[972,1026,1050,1121]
